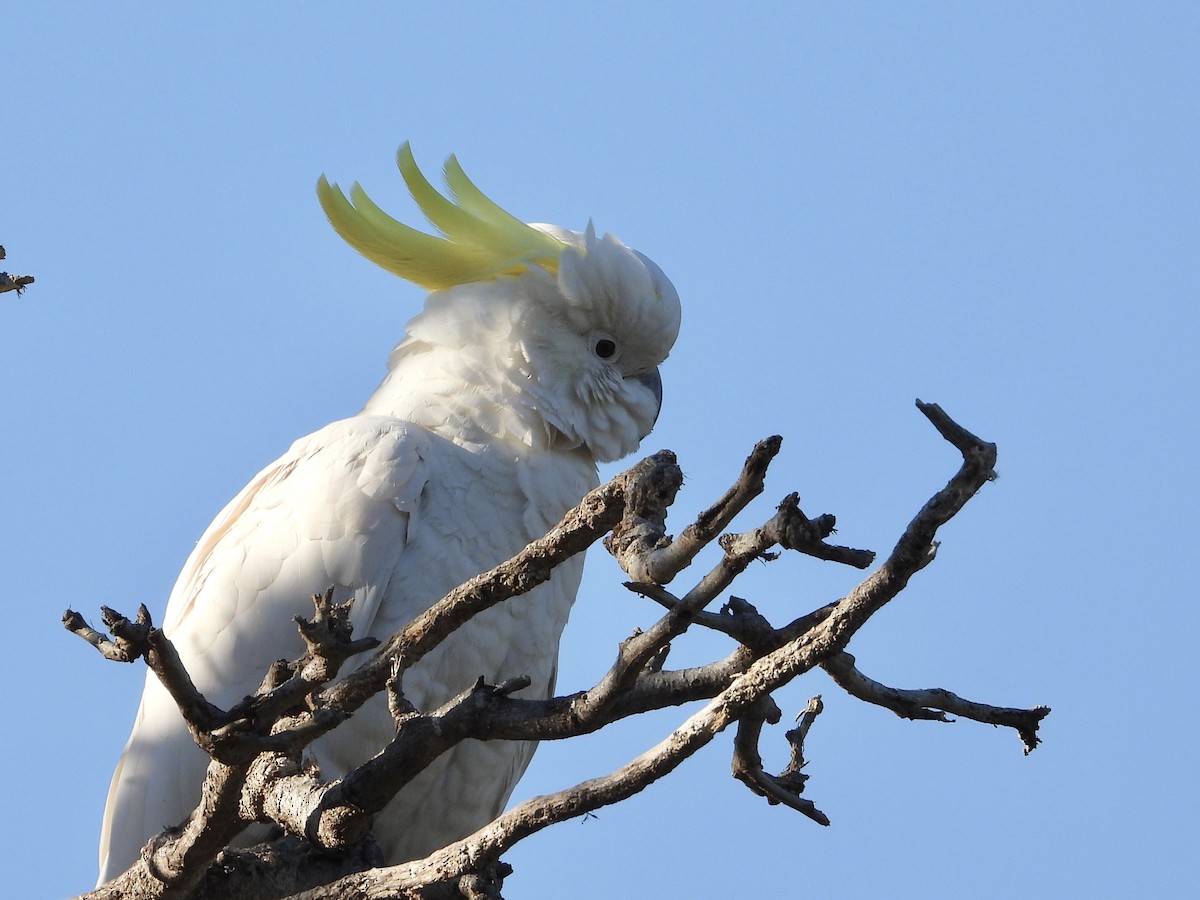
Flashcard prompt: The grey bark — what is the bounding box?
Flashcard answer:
[65,401,1048,900]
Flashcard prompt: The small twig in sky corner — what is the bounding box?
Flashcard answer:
[0,245,35,296]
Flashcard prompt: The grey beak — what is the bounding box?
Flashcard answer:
[636,368,663,438]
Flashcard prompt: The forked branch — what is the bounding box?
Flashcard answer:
[67,402,1047,900]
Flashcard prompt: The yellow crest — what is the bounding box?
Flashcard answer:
[317,143,567,291]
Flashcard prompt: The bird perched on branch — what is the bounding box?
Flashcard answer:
[97,143,681,883]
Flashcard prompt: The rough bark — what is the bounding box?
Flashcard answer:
[65,401,1048,900]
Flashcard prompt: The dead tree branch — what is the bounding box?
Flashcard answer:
[822,650,1050,754]
[67,593,382,899]
[67,402,1048,900]
[0,245,35,295]
[732,695,828,825]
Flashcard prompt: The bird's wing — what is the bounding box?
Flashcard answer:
[97,415,428,884]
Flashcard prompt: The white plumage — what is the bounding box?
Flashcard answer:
[97,146,681,884]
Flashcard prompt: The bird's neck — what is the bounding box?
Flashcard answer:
[358,279,588,456]
[358,340,556,453]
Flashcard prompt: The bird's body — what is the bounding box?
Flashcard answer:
[97,146,680,884]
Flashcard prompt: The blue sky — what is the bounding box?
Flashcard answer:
[3,4,1196,897]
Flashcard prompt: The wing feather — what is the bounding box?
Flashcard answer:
[97,416,427,884]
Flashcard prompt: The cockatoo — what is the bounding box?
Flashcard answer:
[96,144,681,884]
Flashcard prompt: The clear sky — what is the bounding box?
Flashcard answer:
[3,4,1196,898]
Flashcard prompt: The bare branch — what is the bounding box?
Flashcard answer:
[772,494,876,568]
[822,651,1049,754]
[223,591,380,744]
[322,451,683,717]
[0,271,35,295]
[608,435,782,583]
[303,405,1026,887]
[325,634,846,898]
[0,245,35,295]
[312,676,540,852]
[63,605,153,663]
[69,403,1047,899]
[732,695,829,825]
[70,596,385,897]
[793,400,1000,661]
[189,837,383,900]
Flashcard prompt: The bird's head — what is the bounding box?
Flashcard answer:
[319,145,680,462]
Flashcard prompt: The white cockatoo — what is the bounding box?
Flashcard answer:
[96,144,681,884]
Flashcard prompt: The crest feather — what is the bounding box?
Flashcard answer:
[318,143,567,291]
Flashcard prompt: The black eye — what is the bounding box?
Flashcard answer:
[594,338,617,359]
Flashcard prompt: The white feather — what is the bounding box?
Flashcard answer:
[98,418,596,880]
[97,154,681,884]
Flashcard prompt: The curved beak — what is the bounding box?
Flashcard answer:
[635,368,663,438]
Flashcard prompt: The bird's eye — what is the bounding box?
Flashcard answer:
[594,338,617,359]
